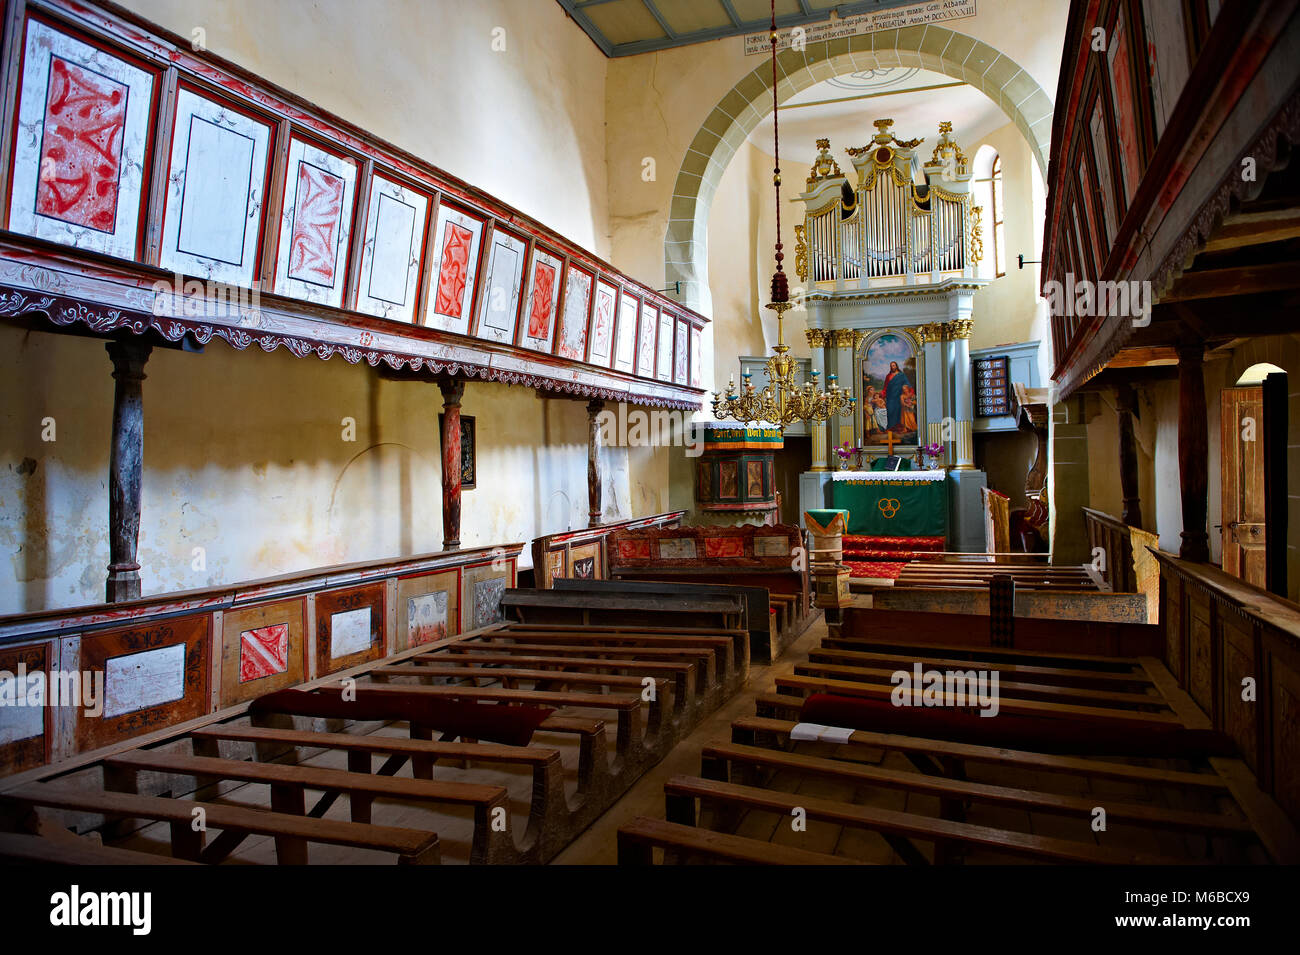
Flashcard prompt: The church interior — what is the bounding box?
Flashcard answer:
[1,0,1299,886]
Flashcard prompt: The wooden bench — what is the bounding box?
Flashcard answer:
[190,724,565,855]
[836,608,1162,658]
[552,578,777,663]
[730,715,1232,793]
[489,625,746,682]
[662,775,1191,865]
[102,749,511,864]
[616,816,862,865]
[500,589,746,632]
[807,646,1155,690]
[451,640,719,691]
[699,742,1253,837]
[791,661,1169,711]
[1,782,441,865]
[0,830,199,865]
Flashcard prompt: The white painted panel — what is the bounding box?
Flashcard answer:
[103,643,186,718]
[177,117,255,264]
[0,672,44,744]
[479,239,522,338]
[355,174,428,322]
[614,295,638,372]
[331,607,372,658]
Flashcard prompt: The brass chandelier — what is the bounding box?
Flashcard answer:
[711,0,856,432]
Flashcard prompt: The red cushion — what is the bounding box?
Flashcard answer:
[251,688,554,747]
[799,693,1236,758]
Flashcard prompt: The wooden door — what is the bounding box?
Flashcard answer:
[1220,387,1266,585]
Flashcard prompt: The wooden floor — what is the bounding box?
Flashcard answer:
[554,619,829,864]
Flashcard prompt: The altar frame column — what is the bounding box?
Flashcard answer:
[830,329,860,454]
[806,328,830,470]
[945,318,975,469]
[918,322,946,454]
[438,377,466,550]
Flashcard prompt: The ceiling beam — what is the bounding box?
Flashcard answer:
[1160,261,1300,303]
[1201,208,1300,253]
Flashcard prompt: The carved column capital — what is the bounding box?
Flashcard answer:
[805,327,830,348]
[944,318,974,340]
[830,328,858,349]
[915,322,945,344]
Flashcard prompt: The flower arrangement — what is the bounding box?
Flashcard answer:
[835,440,861,469]
[919,442,945,469]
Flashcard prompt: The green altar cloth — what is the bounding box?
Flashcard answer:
[830,471,949,537]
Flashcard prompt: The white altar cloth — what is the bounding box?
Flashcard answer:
[830,469,947,482]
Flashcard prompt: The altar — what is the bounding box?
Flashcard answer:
[830,470,949,537]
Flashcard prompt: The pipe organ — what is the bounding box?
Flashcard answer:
[795,120,977,290]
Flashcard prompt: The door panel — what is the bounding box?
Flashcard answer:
[1220,386,1265,586]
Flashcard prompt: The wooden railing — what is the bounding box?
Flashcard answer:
[1155,552,1300,836]
[1082,507,1136,593]
[0,544,521,778]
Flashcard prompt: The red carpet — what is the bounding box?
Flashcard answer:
[844,560,906,580]
[842,535,944,562]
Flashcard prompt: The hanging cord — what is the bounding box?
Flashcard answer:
[769,0,788,304]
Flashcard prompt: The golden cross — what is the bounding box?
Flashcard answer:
[883,430,897,456]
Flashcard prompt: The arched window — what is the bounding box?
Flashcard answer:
[972,146,1006,280]
[991,155,1006,278]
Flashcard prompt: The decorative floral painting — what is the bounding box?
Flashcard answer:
[860,332,919,446]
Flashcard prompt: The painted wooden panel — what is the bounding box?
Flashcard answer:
[474,228,525,345]
[673,318,689,385]
[159,87,272,285]
[518,246,562,352]
[1088,98,1119,245]
[613,291,638,373]
[1106,9,1142,204]
[587,279,617,367]
[355,174,429,322]
[394,570,460,650]
[220,599,306,705]
[1220,611,1258,771]
[1188,597,1214,716]
[555,263,592,360]
[690,325,702,388]
[463,563,513,630]
[426,203,485,334]
[273,136,358,307]
[656,308,674,382]
[637,301,658,377]
[1141,0,1191,137]
[8,18,155,259]
[314,582,384,675]
[77,615,208,751]
[0,642,49,775]
[1272,662,1300,821]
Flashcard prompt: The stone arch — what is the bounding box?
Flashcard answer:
[666,26,1055,313]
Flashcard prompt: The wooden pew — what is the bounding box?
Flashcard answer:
[500,589,746,632]
[102,749,512,864]
[0,831,199,865]
[552,578,778,663]
[662,775,1190,865]
[806,646,1155,690]
[0,783,441,865]
[190,724,565,859]
[616,816,863,865]
[832,608,1164,662]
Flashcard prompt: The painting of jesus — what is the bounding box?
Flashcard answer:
[861,332,919,446]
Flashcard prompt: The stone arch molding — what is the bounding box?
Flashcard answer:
[667,26,1055,313]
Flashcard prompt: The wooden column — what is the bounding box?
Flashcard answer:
[106,339,152,602]
[586,399,605,528]
[1115,382,1143,529]
[1176,343,1210,562]
[439,378,465,550]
